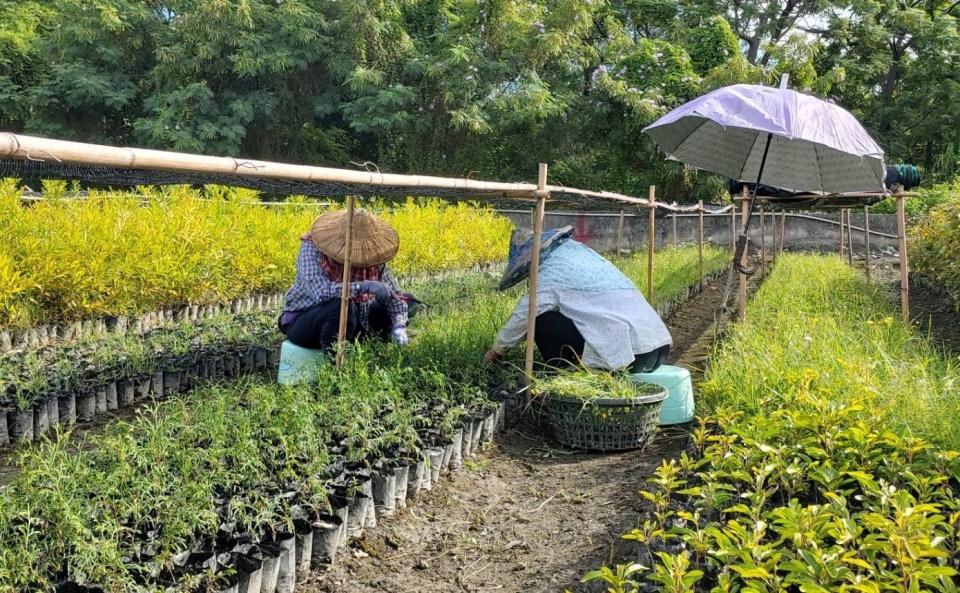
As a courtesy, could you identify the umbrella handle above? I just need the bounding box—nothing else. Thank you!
[733,234,757,276]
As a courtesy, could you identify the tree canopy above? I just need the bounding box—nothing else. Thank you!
[1,0,957,200]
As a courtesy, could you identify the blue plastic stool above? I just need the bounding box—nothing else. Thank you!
[631,364,694,425]
[277,340,327,385]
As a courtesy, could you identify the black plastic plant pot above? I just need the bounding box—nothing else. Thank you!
[33,401,49,437]
[76,393,95,422]
[545,388,667,452]
[407,460,425,501]
[440,441,454,473]
[135,377,150,400]
[58,393,76,426]
[254,347,268,370]
[426,446,445,488]
[346,493,370,540]
[274,532,297,593]
[327,495,350,549]
[310,514,343,567]
[0,411,8,446]
[293,519,313,583]
[460,424,473,459]
[393,464,410,509]
[235,553,264,593]
[118,380,135,407]
[104,381,119,411]
[371,471,397,519]
[94,387,107,414]
[46,396,60,429]
[163,370,181,395]
[12,409,34,442]
[54,581,102,593]
[470,419,483,452]
[449,429,464,471]
[150,371,164,397]
[481,413,496,446]
[257,543,282,593]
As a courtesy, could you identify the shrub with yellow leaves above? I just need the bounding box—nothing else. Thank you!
[0,183,512,328]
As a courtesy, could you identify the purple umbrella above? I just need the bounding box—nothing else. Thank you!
[644,83,885,273]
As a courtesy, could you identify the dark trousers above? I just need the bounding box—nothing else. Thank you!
[281,299,417,350]
[534,310,670,373]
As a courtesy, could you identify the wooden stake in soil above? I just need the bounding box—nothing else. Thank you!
[336,195,357,367]
[839,209,845,259]
[759,207,766,277]
[697,200,704,289]
[897,194,910,322]
[730,205,736,251]
[647,186,656,300]
[616,208,625,258]
[778,212,786,254]
[864,205,871,280]
[846,208,854,266]
[738,192,749,321]
[672,212,678,247]
[524,164,549,385]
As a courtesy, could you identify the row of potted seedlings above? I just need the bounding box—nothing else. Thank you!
[0,292,285,353]
[0,312,283,447]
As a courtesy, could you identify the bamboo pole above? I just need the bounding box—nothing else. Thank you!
[846,208,854,266]
[730,205,736,251]
[864,205,871,280]
[839,209,846,258]
[738,194,749,321]
[778,212,786,255]
[647,186,656,300]
[524,164,549,386]
[672,213,678,247]
[759,207,766,277]
[616,208,625,258]
[697,200,704,289]
[335,195,357,367]
[897,195,909,322]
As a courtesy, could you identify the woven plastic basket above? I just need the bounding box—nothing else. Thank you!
[545,382,667,452]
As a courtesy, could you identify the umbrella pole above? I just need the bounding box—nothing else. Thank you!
[524,164,549,386]
[733,133,772,276]
[336,195,357,368]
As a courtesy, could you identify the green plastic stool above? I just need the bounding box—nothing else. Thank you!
[631,364,694,425]
[277,340,327,385]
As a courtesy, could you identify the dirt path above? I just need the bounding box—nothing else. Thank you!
[306,278,734,593]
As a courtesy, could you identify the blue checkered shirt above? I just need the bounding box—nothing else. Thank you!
[283,240,408,330]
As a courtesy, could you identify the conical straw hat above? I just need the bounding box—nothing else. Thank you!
[310,209,399,266]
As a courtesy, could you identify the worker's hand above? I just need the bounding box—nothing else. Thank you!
[484,348,502,363]
[357,280,393,302]
[391,326,409,346]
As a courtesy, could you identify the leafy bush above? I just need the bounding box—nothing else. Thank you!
[911,187,960,309]
[0,183,511,328]
[582,254,960,592]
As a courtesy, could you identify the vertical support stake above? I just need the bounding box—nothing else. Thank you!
[672,212,678,247]
[335,195,357,367]
[839,209,846,258]
[738,194,749,321]
[778,212,786,254]
[524,164,549,386]
[864,205,871,280]
[647,186,656,300]
[697,200,704,289]
[616,208,625,259]
[759,207,766,277]
[897,194,909,322]
[846,208,854,266]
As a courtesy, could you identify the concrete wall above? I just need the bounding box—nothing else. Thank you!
[498,209,899,254]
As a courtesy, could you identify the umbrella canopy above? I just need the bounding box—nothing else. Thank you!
[643,84,885,194]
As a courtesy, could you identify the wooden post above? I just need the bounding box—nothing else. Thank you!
[672,213,678,247]
[778,213,786,254]
[647,186,656,300]
[738,195,749,321]
[864,205,871,280]
[524,164,549,385]
[771,209,778,263]
[846,208,854,266]
[697,200,704,289]
[759,207,766,277]
[730,204,736,251]
[839,209,845,258]
[616,208,625,258]
[335,195,357,367]
[897,195,909,322]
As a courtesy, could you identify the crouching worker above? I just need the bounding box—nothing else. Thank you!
[279,209,416,350]
[484,226,671,372]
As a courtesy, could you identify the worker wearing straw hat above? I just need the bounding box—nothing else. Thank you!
[484,227,671,372]
[279,209,415,350]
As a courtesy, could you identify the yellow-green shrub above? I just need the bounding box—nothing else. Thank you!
[911,190,960,309]
[0,184,512,328]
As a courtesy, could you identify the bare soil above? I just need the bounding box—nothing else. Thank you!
[306,277,736,593]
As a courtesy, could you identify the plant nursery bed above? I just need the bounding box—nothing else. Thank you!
[304,275,739,593]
